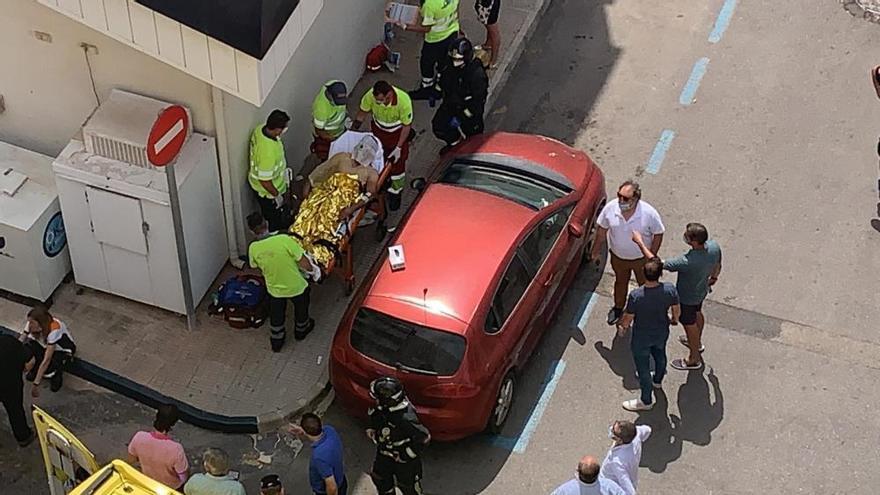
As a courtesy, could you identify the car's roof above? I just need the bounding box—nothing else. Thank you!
[365,183,536,333]
[453,132,592,188]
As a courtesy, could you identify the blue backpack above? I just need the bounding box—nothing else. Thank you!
[212,275,268,328]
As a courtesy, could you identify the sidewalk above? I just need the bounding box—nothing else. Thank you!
[0,0,551,432]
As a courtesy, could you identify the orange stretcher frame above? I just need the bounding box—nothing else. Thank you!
[322,161,393,294]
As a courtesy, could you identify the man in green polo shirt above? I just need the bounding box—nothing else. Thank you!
[396,0,461,100]
[352,80,413,213]
[310,80,349,161]
[249,110,291,232]
[247,212,314,352]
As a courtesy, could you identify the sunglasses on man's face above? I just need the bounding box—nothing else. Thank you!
[617,193,634,202]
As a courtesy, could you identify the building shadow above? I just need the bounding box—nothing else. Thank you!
[672,367,724,447]
[594,333,640,391]
[488,0,620,147]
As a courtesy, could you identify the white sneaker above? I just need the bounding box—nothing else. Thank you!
[622,399,654,412]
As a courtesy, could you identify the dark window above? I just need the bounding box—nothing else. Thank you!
[486,254,532,334]
[439,161,568,210]
[351,308,466,376]
[519,206,575,268]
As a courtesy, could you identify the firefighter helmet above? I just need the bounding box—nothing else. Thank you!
[449,36,475,65]
[369,376,406,408]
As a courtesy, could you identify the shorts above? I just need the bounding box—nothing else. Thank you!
[475,0,501,25]
[680,302,703,326]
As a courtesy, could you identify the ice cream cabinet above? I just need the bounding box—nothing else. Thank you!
[52,90,227,314]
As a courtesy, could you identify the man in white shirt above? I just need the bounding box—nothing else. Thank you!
[589,181,665,326]
[601,420,652,495]
[551,455,625,495]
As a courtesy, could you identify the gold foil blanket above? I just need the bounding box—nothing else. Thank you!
[291,173,361,268]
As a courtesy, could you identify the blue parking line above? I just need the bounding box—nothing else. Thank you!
[708,0,738,43]
[679,57,710,106]
[576,292,599,331]
[646,129,676,174]
[491,360,567,454]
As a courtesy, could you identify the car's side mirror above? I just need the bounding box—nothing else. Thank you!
[567,222,585,238]
[411,178,427,191]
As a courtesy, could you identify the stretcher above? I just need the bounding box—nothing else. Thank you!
[335,161,393,294]
[294,161,392,295]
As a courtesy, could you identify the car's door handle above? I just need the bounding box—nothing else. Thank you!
[543,273,556,287]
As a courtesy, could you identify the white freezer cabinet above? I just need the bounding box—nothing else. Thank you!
[52,135,227,315]
[0,141,71,301]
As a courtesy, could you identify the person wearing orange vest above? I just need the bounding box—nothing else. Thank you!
[20,305,76,397]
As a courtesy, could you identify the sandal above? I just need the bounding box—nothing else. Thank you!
[671,358,703,371]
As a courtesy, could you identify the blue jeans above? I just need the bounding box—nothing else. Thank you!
[631,336,668,405]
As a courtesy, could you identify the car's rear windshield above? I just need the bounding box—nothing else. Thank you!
[350,308,466,376]
[439,161,568,210]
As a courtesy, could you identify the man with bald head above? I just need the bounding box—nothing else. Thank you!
[550,455,625,495]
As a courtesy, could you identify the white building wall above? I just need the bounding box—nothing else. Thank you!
[0,0,215,157]
[221,0,385,252]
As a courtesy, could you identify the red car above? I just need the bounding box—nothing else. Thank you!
[330,132,606,441]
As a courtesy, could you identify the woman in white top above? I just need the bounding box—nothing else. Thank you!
[20,306,76,396]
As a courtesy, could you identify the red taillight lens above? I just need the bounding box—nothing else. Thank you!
[422,383,481,399]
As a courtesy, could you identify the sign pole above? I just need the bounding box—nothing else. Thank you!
[148,104,196,331]
[165,162,196,331]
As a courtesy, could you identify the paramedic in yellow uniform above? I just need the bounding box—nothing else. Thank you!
[352,80,413,213]
[248,212,314,352]
[310,80,349,161]
[396,0,461,100]
[248,110,291,231]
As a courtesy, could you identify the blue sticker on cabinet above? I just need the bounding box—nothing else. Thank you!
[43,212,67,258]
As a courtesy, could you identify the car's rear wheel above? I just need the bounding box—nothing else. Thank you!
[486,372,515,434]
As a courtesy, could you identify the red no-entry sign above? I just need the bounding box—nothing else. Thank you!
[147,105,189,167]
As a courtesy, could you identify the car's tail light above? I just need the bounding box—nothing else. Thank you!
[422,383,481,399]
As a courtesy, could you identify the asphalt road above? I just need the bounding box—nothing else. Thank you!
[3,0,880,494]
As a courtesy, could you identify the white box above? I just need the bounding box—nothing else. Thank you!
[388,244,406,271]
[386,2,419,25]
[0,142,71,301]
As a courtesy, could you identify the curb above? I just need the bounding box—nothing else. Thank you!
[255,369,333,433]
[485,0,554,111]
[0,325,258,434]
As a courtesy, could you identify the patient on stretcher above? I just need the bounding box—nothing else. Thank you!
[291,136,381,271]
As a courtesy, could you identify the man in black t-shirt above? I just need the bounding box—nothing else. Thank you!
[0,334,37,446]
